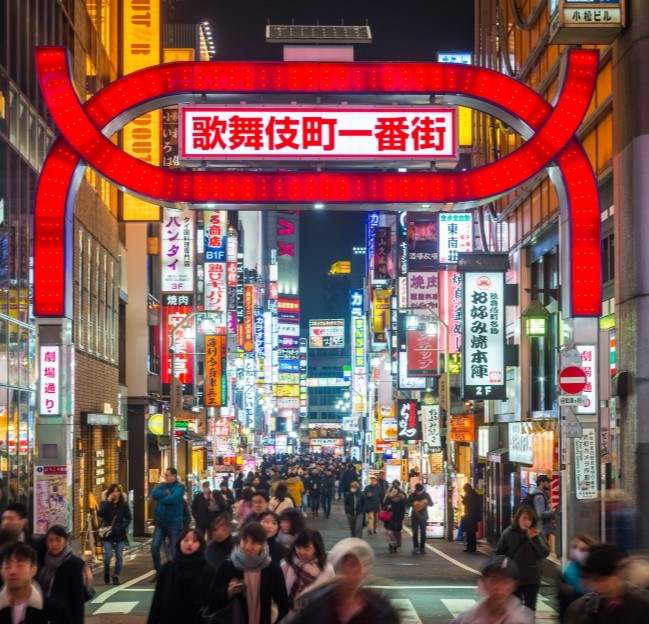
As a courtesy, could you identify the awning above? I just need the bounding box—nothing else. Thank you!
[182,432,209,447]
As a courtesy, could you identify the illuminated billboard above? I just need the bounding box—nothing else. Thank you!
[309,319,345,349]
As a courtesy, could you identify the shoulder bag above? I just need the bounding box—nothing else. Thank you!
[201,597,245,624]
[98,513,116,540]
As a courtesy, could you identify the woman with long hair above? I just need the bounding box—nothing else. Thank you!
[276,508,307,549]
[98,483,132,585]
[209,522,289,624]
[269,483,294,515]
[281,529,334,612]
[496,505,549,611]
[382,484,407,553]
[37,524,86,624]
[148,527,215,624]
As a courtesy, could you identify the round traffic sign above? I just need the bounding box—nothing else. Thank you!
[558,366,587,394]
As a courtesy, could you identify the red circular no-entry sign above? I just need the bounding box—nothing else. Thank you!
[558,366,587,394]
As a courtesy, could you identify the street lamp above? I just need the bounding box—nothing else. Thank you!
[522,298,551,338]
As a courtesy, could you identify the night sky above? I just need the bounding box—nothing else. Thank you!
[172,0,475,322]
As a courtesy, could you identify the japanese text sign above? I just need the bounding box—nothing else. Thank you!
[180,106,457,160]
[574,427,598,499]
[397,399,421,441]
[508,422,534,464]
[309,319,345,349]
[421,404,441,452]
[462,271,506,399]
[203,210,227,261]
[576,344,598,414]
[39,346,61,416]
[438,213,473,264]
[161,207,194,293]
[204,335,226,407]
[449,415,475,442]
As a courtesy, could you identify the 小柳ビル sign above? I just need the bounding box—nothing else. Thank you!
[180,106,458,160]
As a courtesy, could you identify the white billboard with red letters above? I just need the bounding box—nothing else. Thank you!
[179,106,457,160]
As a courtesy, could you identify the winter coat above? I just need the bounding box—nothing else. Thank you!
[269,496,294,515]
[209,559,289,624]
[0,585,70,624]
[98,499,132,543]
[452,594,535,624]
[290,583,399,624]
[495,525,549,586]
[564,584,649,624]
[37,554,85,624]
[461,490,481,533]
[363,483,382,512]
[319,474,336,496]
[205,537,234,572]
[148,555,215,624]
[150,480,185,525]
[382,492,407,532]
[339,468,358,492]
[344,491,366,517]
[286,476,305,507]
[407,491,433,521]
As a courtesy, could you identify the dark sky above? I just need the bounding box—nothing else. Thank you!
[172,0,474,321]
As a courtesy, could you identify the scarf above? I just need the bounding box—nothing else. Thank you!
[171,548,208,584]
[229,544,271,572]
[40,545,72,595]
[288,554,321,600]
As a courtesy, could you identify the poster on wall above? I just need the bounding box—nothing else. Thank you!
[574,428,598,500]
[34,465,70,534]
[424,483,446,538]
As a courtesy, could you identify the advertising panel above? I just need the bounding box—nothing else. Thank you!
[462,271,506,399]
[161,208,195,293]
[439,270,463,354]
[204,335,226,407]
[438,213,473,264]
[576,344,598,415]
[449,415,475,442]
[242,285,254,352]
[421,404,441,452]
[407,214,439,272]
[180,106,457,160]
[34,465,70,533]
[161,305,194,385]
[574,427,598,499]
[203,262,227,325]
[204,210,228,261]
[397,399,421,441]
[309,319,345,349]
[508,422,534,464]
[372,289,391,345]
[373,226,393,282]
[407,271,438,309]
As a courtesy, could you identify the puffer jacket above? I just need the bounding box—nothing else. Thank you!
[495,525,549,586]
[150,480,185,524]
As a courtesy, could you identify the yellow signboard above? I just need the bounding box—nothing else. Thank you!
[121,1,161,221]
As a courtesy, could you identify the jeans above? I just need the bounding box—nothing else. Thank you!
[346,513,364,538]
[320,494,332,518]
[103,540,125,576]
[516,584,540,611]
[309,493,320,514]
[411,515,427,549]
[151,520,182,572]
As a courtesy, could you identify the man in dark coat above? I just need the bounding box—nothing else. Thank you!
[0,542,70,624]
[190,481,213,536]
[461,483,481,552]
[338,463,358,501]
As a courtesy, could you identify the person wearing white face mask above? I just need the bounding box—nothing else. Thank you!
[558,533,598,620]
[344,481,366,538]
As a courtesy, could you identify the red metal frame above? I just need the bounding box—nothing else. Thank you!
[34,47,601,317]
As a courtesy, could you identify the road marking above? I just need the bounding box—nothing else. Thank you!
[91,601,138,615]
[91,570,156,604]
[441,598,477,617]
[391,599,422,624]
[369,585,477,590]
[402,527,482,575]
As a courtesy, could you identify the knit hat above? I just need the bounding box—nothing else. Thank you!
[327,538,374,574]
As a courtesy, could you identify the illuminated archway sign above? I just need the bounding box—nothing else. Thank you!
[34,47,601,318]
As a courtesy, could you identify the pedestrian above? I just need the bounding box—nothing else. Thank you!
[452,555,535,624]
[558,533,598,620]
[376,471,389,502]
[1,503,43,557]
[286,470,306,509]
[281,529,334,613]
[233,470,245,501]
[36,525,85,624]
[219,482,236,509]
[461,483,481,553]
[496,505,549,611]
[382,484,407,553]
[236,486,255,525]
[205,512,234,572]
[564,544,649,623]
[269,483,295,515]
[363,475,382,535]
[407,483,433,555]
[0,542,70,624]
[338,463,358,501]
[344,481,366,538]
[290,538,399,624]
[257,511,289,566]
[307,468,321,518]
[319,467,335,519]
[276,509,307,549]
[208,522,289,624]
[147,528,215,624]
[97,483,132,585]
[531,474,556,538]
[149,467,185,578]
[190,481,215,536]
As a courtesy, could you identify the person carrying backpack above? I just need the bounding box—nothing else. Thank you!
[525,474,556,538]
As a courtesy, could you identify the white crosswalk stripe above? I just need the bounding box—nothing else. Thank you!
[390,599,423,624]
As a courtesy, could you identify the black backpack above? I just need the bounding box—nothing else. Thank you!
[520,490,543,510]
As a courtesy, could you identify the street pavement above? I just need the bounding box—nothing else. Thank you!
[86,498,560,623]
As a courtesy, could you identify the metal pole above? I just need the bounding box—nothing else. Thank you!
[170,349,178,469]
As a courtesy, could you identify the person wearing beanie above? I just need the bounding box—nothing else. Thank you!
[564,544,649,623]
[290,538,399,624]
[452,555,535,624]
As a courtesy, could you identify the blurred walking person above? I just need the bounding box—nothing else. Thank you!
[407,483,432,555]
[461,484,481,553]
[363,475,382,535]
[382,484,406,553]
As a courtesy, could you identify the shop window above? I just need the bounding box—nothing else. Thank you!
[602,234,615,284]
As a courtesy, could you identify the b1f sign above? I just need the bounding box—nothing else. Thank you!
[180,106,458,160]
[462,272,506,399]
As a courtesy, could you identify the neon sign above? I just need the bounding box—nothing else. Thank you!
[34,48,601,318]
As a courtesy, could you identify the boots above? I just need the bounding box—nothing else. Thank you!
[112,576,120,586]
[104,570,110,584]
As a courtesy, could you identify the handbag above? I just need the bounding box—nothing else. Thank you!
[98,514,116,540]
[379,509,393,522]
[201,597,245,624]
